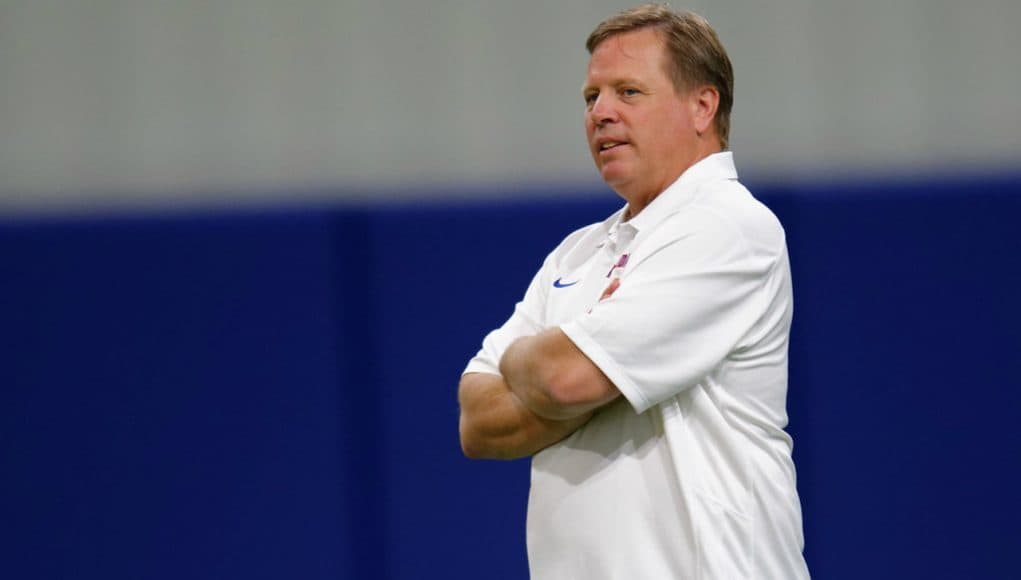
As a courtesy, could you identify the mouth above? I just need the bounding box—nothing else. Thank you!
[597,140,628,154]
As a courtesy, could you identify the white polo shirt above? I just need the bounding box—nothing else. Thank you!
[465,153,809,579]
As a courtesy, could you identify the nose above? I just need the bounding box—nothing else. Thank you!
[589,94,619,127]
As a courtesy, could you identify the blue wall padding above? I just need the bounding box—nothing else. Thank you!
[1,213,353,578]
[1,180,1019,579]
[777,179,1021,579]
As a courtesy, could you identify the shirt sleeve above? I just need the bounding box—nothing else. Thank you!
[463,253,552,376]
[559,211,782,414]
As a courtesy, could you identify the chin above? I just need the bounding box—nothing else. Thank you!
[600,167,631,190]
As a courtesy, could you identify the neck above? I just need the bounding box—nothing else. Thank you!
[622,145,721,219]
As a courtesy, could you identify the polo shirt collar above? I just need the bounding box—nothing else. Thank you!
[623,151,738,234]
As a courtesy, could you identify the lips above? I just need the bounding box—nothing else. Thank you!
[595,138,629,154]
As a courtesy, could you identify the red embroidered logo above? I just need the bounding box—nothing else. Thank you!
[605,253,629,278]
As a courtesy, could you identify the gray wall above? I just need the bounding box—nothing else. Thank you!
[2,0,1019,212]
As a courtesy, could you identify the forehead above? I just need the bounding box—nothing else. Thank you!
[585,28,668,83]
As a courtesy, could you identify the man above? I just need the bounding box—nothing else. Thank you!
[458,4,809,579]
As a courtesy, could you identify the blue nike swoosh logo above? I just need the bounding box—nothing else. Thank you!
[553,278,579,288]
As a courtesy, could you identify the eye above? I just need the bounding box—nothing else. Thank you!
[621,87,640,97]
[584,92,598,109]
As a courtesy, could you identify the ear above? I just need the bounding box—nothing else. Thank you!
[691,85,720,137]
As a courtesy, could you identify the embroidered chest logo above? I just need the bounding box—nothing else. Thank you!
[606,253,630,278]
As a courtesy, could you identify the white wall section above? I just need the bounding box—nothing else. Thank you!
[1,0,1019,211]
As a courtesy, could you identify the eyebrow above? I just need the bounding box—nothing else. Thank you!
[581,78,647,95]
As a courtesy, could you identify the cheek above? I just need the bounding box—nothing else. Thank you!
[583,122,599,160]
[650,112,690,152]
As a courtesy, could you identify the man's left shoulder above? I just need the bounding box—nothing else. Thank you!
[644,181,787,262]
[696,179,786,242]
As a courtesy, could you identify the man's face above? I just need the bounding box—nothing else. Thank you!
[583,28,699,204]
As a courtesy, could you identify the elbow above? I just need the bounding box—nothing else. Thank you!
[461,437,499,460]
[460,434,512,461]
[458,415,498,460]
[458,415,525,461]
[460,439,482,460]
[459,422,486,460]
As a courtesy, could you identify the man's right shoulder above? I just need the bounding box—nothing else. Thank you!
[543,219,609,267]
[559,220,604,249]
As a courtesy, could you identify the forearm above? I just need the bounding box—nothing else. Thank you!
[500,329,620,420]
[458,372,590,460]
[499,333,572,420]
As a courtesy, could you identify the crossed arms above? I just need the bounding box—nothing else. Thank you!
[458,327,621,460]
